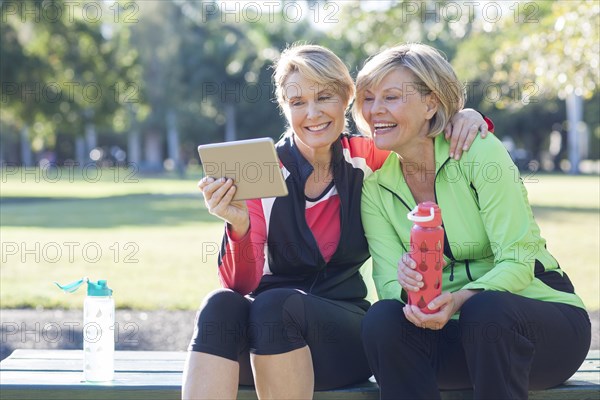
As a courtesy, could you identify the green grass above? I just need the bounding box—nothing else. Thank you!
[1,168,222,310]
[522,175,599,310]
[1,169,598,310]
[0,166,199,199]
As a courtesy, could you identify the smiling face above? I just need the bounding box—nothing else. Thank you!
[361,68,437,153]
[283,71,347,155]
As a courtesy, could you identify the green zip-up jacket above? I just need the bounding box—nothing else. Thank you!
[361,133,585,312]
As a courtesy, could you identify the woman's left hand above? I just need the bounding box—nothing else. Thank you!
[403,290,479,330]
[403,292,457,330]
[445,108,489,160]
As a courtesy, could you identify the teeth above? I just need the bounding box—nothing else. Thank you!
[374,123,397,128]
[307,123,329,131]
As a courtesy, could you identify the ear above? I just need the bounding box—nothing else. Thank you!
[424,93,438,120]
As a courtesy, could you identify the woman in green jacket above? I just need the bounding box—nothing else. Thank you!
[356,43,591,400]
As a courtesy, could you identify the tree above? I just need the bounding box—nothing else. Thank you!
[485,1,599,173]
[322,1,479,68]
[127,1,184,170]
[175,0,325,146]
[1,0,141,164]
[128,1,322,172]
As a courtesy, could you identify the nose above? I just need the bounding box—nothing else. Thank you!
[363,97,384,124]
[371,97,385,115]
[307,101,322,119]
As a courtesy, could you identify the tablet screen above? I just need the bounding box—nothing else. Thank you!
[197,138,288,201]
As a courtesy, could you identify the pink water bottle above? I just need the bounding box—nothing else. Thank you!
[407,202,444,314]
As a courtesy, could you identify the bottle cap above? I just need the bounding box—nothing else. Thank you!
[55,278,113,297]
[87,280,113,296]
[407,201,442,227]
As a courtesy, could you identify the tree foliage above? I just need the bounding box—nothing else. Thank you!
[492,1,599,101]
[452,0,600,163]
[2,0,598,167]
[1,0,140,151]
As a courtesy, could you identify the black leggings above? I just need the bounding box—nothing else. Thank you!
[188,288,372,390]
[361,291,591,400]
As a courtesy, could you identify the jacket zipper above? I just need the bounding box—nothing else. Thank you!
[434,157,474,282]
[379,157,476,283]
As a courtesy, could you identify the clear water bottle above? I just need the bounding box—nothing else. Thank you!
[55,278,115,382]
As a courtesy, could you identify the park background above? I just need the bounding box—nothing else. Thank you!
[1,0,599,357]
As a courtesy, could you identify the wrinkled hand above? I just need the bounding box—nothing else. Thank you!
[398,254,446,292]
[444,108,489,160]
[198,177,249,235]
[403,292,457,330]
[403,290,479,330]
[397,253,423,292]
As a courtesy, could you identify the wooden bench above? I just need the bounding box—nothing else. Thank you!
[0,349,598,399]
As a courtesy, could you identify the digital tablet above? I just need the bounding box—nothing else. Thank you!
[197,138,288,201]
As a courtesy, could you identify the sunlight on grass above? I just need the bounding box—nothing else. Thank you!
[0,167,201,198]
[521,174,599,309]
[523,174,599,210]
[530,209,599,310]
[0,226,224,310]
[1,170,598,310]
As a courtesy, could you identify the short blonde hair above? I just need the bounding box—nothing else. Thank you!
[273,44,355,112]
[352,43,465,137]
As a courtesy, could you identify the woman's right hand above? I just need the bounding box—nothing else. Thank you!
[198,177,249,236]
[397,253,424,292]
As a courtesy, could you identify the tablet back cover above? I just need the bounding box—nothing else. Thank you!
[198,138,288,200]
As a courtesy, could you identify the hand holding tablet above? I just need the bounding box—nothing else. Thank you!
[197,138,288,201]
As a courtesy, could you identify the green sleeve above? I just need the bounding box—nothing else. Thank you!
[461,135,536,293]
[361,180,405,301]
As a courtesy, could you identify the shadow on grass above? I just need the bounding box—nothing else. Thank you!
[0,193,219,229]
[1,195,597,229]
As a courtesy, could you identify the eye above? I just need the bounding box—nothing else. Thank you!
[290,100,304,107]
[385,95,398,101]
[363,97,374,103]
[318,94,332,102]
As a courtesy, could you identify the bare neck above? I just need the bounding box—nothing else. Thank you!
[396,138,437,204]
[294,137,333,172]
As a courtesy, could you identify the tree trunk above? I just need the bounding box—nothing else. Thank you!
[166,110,181,170]
[143,130,163,171]
[128,129,141,166]
[566,93,584,174]
[224,103,237,142]
[167,110,184,176]
[85,121,97,159]
[20,125,33,167]
[75,137,86,167]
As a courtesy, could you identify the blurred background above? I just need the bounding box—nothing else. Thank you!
[1,0,598,354]
[2,0,599,172]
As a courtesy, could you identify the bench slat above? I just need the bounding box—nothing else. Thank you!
[4,349,186,361]
[0,370,185,385]
[0,358,185,372]
[7,350,596,374]
[1,350,598,400]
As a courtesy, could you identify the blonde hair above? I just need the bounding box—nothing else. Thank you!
[352,43,465,137]
[273,43,355,116]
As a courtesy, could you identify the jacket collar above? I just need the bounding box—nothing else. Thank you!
[277,133,344,184]
[376,134,451,203]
